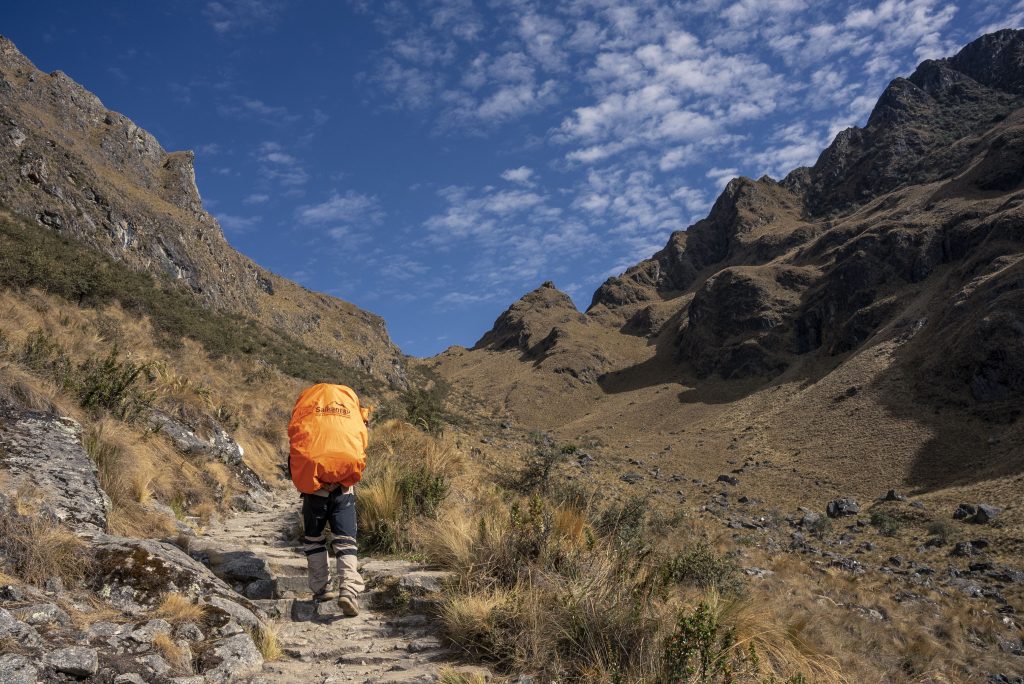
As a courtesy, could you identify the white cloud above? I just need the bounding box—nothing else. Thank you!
[243,193,269,205]
[256,142,307,187]
[501,166,535,184]
[299,191,383,227]
[707,167,739,189]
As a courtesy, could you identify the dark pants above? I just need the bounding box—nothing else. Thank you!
[300,488,363,595]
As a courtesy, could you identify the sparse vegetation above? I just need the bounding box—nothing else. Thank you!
[0,488,93,587]
[870,511,900,537]
[0,213,381,393]
[153,592,208,626]
[251,622,283,662]
[153,632,192,673]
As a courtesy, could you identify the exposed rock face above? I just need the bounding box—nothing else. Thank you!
[0,36,406,387]
[0,402,109,532]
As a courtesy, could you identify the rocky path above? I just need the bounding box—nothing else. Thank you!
[191,494,491,684]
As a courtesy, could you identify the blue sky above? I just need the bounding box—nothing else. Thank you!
[3,1,1022,356]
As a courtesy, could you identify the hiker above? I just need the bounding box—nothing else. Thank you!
[288,383,372,616]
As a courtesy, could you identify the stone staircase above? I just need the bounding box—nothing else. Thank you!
[189,494,493,684]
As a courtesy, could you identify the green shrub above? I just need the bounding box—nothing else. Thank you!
[661,601,759,684]
[926,520,953,544]
[401,386,448,434]
[513,443,567,494]
[870,511,900,537]
[595,497,649,549]
[77,347,154,420]
[660,541,742,595]
[19,330,74,389]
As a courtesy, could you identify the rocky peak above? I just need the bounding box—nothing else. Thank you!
[946,28,1024,94]
[473,281,585,354]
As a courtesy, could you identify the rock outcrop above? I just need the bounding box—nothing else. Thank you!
[0,402,109,532]
[0,36,406,387]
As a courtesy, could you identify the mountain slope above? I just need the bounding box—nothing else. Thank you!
[431,29,1024,502]
[0,36,405,387]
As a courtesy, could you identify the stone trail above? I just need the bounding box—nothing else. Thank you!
[192,493,491,684]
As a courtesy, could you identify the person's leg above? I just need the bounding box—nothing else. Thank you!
[327,487,365,610]
[300,493,335,599]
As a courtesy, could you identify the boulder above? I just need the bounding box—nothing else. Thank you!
[200,633,264,683]
[46,647,99,677]
[826,499,860,518]
[147,410,243,465]
[717,474,739,486]
[87,533,264,630]
[973,504,1000,524]
[0,404,109,532]
[0,607,41,648]
[953,503,977,520]
[0,654,37,684]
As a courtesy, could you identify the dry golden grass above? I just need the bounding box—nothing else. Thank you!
[153,632,192,673]
[0,487,92,587]
[251,622,283,662]
[153,593,207,626]
[436,667,488,684]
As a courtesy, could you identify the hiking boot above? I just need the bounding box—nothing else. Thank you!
[337,592,359,616]
[313,588,338,602]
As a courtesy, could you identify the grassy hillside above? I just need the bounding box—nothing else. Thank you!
[0,209,383,396]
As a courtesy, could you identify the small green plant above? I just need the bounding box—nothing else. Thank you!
[595,497,648,549]
[396,466,449,518]
[870,511,900,537]
[660,541,742,594]
[661,601,758,683]
[808,515,831,539]
[400,385,448,434]
[926,520,953,544]
[77,347,154,421]
[514,443,567,493]
[19,330,74,389]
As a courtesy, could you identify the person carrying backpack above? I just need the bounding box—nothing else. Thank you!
[288,383,372,616]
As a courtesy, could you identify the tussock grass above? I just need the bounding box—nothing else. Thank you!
[153,593,207,626]
[0,487,93,587]
[251,622,283,661]
[436,668,488,684]
[358,419,464,553]
[153,632,192,673]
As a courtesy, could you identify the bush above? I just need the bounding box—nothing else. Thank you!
[595,496,649,549]
[870,511,900,537]
[401,385,449,434]
[358,420,462,554]
[513,443,568,494]
[77,347,154,420]
[660,541,742,595]
[662,601,758,684]
[926,520,953,545]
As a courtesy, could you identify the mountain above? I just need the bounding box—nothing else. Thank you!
[0,36,406,388]
[432,29,1024,499]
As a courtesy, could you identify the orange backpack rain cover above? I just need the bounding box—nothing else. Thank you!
[288,384,368,494]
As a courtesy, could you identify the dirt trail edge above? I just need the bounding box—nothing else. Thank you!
[191,493,494,684]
